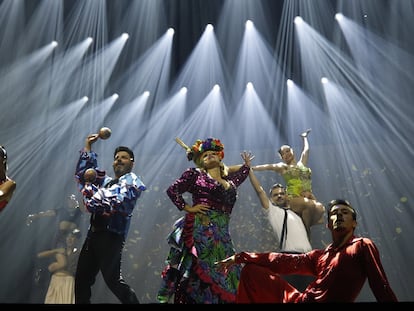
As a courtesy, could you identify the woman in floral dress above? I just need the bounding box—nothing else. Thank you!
[157,137,253,304]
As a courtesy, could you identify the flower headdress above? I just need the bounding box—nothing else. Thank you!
[175,137,224,167]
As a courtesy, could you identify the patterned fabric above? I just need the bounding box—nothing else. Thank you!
[158,164,250,304]
[74,150,146,239]
[187,137,224,167]
[282,163,312,197]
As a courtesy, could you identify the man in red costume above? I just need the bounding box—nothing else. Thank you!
[216,199,397,303]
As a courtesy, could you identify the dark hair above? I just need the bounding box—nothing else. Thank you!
[327,199,356,220]
[278,145,291,156]
[114,146,134,162]
[269,183,285,196]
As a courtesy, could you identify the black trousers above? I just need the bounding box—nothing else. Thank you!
[75,230,139,304]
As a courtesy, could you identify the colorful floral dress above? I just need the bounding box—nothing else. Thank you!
[157,164,250,304]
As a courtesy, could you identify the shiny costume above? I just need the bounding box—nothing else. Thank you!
[282,163,312,197]
[74,150,146,304]
[75,150,146,239]
[157,164,250,304]
[235,236,398,303]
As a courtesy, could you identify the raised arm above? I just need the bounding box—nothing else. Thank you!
[84,133,100,152]
[227,164,242,174]
[299,129,311,166]
[249,168,269,210]
[26,209,57,226]
[253,162,285,174]
[227,151,254,174]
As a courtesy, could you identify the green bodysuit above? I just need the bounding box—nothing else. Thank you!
[282,163,312,197]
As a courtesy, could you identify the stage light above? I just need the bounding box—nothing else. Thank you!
[245,20,254,30]
[167,28,174,36]
[205,24,214,32]
[335,13,344,21]
[294,16,303,25]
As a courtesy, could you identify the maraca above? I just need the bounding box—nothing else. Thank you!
[84,168,97,182]
[99,127,112,140]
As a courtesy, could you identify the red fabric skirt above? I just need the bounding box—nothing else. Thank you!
[236,263,302,303]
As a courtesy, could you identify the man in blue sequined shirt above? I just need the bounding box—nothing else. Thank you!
[74,132,146,304]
